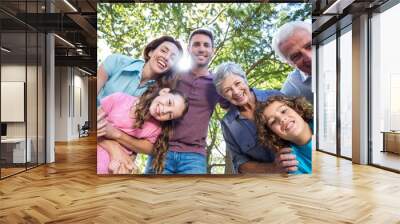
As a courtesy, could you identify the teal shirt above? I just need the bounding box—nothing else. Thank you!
[290,139,312,174]
[97,54,155,106]
[290,122,313,174]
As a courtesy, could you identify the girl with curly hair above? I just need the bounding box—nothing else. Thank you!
[97,85,189,174]
[255,95,313,174]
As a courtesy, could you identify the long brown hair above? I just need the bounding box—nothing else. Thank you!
[133,85,189,173]
[254,95,313,152]
[143,36,183,89]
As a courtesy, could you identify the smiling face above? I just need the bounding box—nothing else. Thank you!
[188,34,214,68]
[149,88,186,121]
[148,41,180,75]
[279,29,312,75]
[262,101,307,142]
[219,74,251,106]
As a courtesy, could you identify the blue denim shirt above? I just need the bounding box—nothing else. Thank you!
[97,54,155,106]
[280,69,313,104]
[220,88,283,173]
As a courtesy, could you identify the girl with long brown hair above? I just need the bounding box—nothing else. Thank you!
[97,36,184,163]
[97,85,189,174]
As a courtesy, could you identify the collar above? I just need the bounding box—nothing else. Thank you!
[299,70,311,82]
[121,59,145,72]
[178,70,213,81]
[190,70,213,80]
[123,60,155,86]
[225,88,259,123]
[141,79,155,86]
[225,88,283,123]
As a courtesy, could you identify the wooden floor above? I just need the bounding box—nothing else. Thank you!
[0,136,400,223]
[372,150,400,171]
[1,163,44,178]
[1,167,26,177]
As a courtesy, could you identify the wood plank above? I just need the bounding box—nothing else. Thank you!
[0,135,399,223]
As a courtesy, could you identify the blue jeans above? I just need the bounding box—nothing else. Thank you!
[145,150,207,174]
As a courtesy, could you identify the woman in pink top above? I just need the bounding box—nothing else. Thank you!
[97,86,189,174]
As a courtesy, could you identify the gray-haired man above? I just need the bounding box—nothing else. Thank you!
[272,21,313,104]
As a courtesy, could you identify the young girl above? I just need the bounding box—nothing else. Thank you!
[254,95,313,174]
[97,85,189,174]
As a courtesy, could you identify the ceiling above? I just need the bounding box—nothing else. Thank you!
[312,0,390,44]
[0,0,97,74]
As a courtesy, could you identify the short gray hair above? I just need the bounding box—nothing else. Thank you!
[213,62,247,94]
[272,21,311,63]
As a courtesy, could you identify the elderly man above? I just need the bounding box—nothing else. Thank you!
[214,62,299,174]
[272,21,313,104]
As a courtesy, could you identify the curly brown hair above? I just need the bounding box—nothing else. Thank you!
[254,95,313,152]
[133,85,189,173]
[143,36,183,89]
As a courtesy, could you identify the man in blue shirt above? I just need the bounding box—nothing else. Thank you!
[272,21,313,104]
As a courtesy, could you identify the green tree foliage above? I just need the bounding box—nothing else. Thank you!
[98,3,310,174]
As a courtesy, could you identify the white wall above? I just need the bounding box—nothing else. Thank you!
[55,66,68,141]
[73,72,89,137]
[1,63,46,164]
[0,65,39,137]
[1,65,26,139]
[54,67,89,141]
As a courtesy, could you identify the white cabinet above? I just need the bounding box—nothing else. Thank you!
[1,138,31,163]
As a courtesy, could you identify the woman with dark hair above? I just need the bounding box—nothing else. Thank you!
[254,95,313,174]
[97,36,183,173]
[97,35,183,105]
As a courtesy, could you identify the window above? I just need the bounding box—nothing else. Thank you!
[370,3,400,171]
[339,28,352,158]
[317,36,337,154]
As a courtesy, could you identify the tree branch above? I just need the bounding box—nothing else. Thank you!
[209,19,231,67]
[209,4,264,67]
[206,8,226,26]
[245,53,273,75]
[214,144,225,158]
